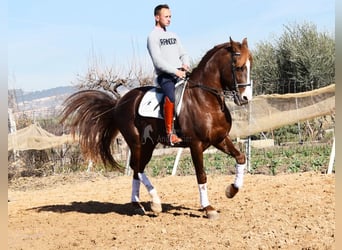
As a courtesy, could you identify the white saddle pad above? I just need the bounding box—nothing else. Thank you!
[138,88,164,119]
[138,80,187,119]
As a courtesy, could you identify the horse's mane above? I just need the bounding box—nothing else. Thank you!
[195,42,230,70]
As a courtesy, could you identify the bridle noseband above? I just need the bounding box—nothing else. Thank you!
[230,51,251,106]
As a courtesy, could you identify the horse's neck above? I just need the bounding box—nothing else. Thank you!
[189,70,223,93]
[185,79,222,109]
[193,62,222,83]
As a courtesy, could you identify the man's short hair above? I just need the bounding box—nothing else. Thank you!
[154,4,169,16]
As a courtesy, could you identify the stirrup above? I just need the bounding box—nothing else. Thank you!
[168,133,182,146]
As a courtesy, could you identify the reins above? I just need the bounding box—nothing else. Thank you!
[186,79,248,109]
[186,78,238,111]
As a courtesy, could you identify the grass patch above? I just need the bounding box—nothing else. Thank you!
[144,142,333,177]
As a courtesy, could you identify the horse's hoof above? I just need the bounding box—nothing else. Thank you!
[203,205,219,220]
[225,184,239,198]
[132,202,146,215]
[151,202,162,214]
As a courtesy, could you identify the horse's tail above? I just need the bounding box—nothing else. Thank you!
[60,90,123,172]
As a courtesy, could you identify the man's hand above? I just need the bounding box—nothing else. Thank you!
[175,65,190,79]
[175,69,186,79]
[182,64,190,72]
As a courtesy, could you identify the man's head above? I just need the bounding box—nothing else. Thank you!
[154,4,171,29]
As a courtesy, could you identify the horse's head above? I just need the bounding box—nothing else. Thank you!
[225,37,253,105]
[189,37,253,106]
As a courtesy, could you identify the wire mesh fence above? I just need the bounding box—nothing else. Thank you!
[8,82,335,180]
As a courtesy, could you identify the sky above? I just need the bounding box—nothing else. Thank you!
[8,0,335,92]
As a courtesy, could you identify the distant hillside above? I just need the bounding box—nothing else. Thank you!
[11,86,78,103]
[8,86,79,118]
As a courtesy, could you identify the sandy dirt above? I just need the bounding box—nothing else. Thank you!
[8,171,335,249]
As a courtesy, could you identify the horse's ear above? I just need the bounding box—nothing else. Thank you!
[229,36,233,44]
[242,38,248,48]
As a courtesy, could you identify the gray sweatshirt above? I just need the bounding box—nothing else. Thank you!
[147,27,190,76]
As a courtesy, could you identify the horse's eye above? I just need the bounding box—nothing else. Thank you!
[236,65,246,71]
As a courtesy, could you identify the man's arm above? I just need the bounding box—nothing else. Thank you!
[177,35,190,70]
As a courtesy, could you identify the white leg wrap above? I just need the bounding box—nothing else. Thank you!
[149,188,161,204]
[138,173,161,203]
[234,163,246,189]
[198,183,210,208]
[138,172,154,192]
[131,178,140,202]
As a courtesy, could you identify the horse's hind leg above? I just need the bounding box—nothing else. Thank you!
[130,143,162,214]
[214,136,246,198]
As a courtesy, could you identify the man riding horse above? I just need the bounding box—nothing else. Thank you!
[147,4,190,146]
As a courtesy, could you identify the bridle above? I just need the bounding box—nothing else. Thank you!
[230,51,252,106]
[187,49,252,108]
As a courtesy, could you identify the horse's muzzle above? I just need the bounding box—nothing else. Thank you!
[233,94,249,106]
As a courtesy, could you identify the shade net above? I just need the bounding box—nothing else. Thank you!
[8,84,335,151]
[227,84,335,139]
[8,123,76,151]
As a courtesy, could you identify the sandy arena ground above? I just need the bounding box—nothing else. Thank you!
[8,171,335,249]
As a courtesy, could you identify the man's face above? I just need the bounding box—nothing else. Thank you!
[156,8,171,28]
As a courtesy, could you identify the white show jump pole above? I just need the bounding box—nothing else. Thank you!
[327,136,335,174]
[246,80,253,172]
[172,148,183,176]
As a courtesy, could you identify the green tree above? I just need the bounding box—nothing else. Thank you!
[252,22,335,94]
[251,41,279,94]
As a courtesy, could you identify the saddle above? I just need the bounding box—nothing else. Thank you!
[138,80,187,119]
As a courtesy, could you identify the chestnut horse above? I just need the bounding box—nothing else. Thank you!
[60,37,253,219]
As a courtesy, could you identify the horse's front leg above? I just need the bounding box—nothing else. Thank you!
[214,136,246,198]
[190,144,219,219]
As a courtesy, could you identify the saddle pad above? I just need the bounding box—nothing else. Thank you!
[138,80,186,119]
[138,88,164,119]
